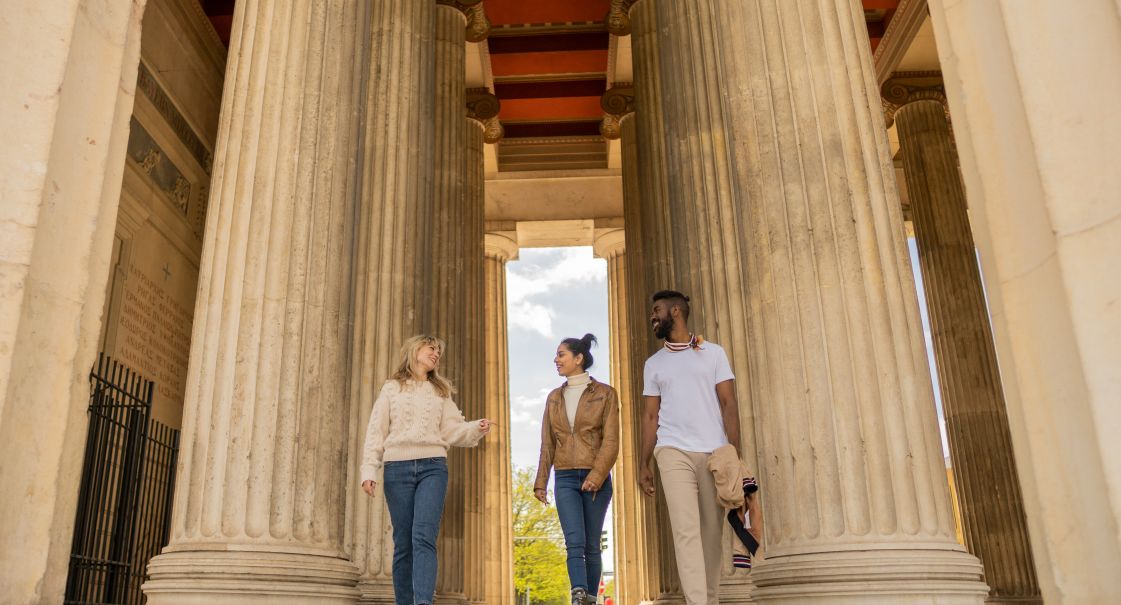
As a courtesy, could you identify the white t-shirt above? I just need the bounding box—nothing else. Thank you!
[643,341,734,453]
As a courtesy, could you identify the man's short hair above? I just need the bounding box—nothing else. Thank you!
[651,289,691,320]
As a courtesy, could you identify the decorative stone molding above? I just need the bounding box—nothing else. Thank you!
[483,117,504,144]
[600,84,635,140]
[600,113,623,140]
[466,88,500,121]
[593,228,626,259]
[466,89,503,143]
[881,72,947,127]
[484,232,519,262]
[873,0,929,84]
[601,83,636,116]
[498,135,604,146]
[137,61,213,173]
[465,3,491,42]
[607,0,633,36]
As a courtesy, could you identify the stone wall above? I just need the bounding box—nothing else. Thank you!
[97,0,225,428]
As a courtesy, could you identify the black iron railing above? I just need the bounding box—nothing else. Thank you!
[64,355,179,605]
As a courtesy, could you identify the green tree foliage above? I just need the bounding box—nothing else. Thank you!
[602,577,615,601]
[513,466,569,605]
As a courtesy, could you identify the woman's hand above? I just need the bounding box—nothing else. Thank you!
[533,488,549,505]
[362,480,376,497]
[581,479,599,492]
[478,419,494,435]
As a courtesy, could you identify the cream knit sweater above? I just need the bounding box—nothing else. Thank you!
[360,379,484,483]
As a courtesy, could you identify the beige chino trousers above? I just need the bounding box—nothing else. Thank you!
[655,446,724,605]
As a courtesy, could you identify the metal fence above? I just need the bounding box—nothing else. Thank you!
[64,355,180,605]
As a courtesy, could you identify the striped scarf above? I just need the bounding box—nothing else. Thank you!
[663,334,701,352]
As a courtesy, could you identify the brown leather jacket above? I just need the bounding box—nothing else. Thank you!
[534,377,620,491]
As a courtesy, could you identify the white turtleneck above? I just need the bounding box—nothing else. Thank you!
[564,372,591,430]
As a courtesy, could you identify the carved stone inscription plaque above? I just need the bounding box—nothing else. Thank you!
[116,263,193,410]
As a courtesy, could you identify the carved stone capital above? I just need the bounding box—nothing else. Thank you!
[465,89,503,143]
[483,117,505,144]
[607,0,633,36]
[466,89,501,121]
[465,3,491,42]
[600,84,635,140]
[601,84,636,116]
[881,72,948,127]
[600,114,623,140]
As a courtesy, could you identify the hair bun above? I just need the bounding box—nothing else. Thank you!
[581,333,598,347]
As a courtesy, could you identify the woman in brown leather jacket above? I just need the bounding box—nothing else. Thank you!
[534,333,620,605]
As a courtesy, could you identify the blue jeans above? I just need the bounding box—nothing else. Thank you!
[554,469,612,593]
[383,457,449,605]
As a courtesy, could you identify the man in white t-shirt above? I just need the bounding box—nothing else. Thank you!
[638,290,741,605]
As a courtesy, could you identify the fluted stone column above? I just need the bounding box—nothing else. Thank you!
[0,2,149,602]
[484,233,518,605]
[929,3,1121,602]
[643,2,762,601]
[884,77,1041,605]
[593,229,649,605]
[352,1,436,602]
[612,112,660,605]
[462,115,485,605]
[425,4,470,602]
[142,2,373,603]
[701,1,988,602]
[626,5,682,603]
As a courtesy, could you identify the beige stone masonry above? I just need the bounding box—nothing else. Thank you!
[0,1,149,602]
[461,96,489,605]
[928,1,1121,602]
[626,4,681,600]
[350,1,436,602]
[709,1,987,602]
[483,232,518,605]
[428,5,470,602]
[616,113,664,605]
[141,1,370,603]
[887,77,1041,604]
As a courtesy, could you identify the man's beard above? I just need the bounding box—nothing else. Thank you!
[653,318,673,340]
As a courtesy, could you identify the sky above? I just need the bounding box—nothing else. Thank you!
[501,241,950,577]
[503,246,616,572]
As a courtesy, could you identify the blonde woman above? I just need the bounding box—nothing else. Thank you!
[361,335,493,605]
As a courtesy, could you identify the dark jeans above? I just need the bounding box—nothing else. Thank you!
[383,457,449,605]
[554,469,613,593]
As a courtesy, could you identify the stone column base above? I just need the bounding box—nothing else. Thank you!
[750,547,988,605]
[721,575,754,604]
[143,550,360,605]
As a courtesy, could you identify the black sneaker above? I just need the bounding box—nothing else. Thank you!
[571,587,589,605]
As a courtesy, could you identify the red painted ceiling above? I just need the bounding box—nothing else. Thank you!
[197,0,901,140]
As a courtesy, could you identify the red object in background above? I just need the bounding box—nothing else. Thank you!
[604,598,613,605]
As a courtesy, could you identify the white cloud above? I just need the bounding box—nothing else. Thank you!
[508,300,555,337]
[506,247,606,338]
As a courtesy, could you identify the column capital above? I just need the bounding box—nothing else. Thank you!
[484,233,519,262]
[593,228,626,260]
[466,89,504,143]
[465,3,491,42]
[881,72,948,126]
[437,0,489,41]
[600,84,635,140]
[607,0,635,36]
